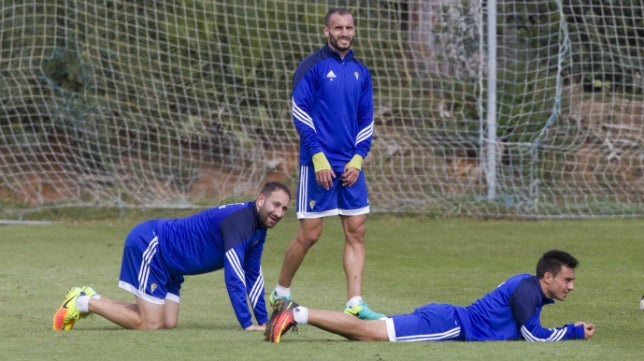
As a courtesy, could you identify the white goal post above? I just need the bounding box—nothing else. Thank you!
[1,0,642,219]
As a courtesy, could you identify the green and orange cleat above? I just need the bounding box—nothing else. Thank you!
[52,287,83,331]
[52,286,97,330]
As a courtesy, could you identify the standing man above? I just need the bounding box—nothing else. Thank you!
[266,250,596,343]
[52,181,291,331]
[270,8,382,320]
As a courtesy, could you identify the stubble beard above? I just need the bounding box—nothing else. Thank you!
[329,34,353,53]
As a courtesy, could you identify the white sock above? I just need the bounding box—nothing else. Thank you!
[346,296,363,309]
[274,285,291,298]
[76,294,100,313]
[76,295,90,313]
[293,306,308,324]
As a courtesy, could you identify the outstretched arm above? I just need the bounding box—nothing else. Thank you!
[521,314,589,341]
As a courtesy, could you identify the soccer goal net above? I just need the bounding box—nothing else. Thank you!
[1,0,642,218]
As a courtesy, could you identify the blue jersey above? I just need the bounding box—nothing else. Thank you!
[155,202,268,329]
[455,274,586,341]
[292,44,374,171]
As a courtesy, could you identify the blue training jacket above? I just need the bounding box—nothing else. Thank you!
[455,274,586,341]
[155,202,268,329]
[292,44,374,171]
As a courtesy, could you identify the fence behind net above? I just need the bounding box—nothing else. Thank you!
[0,1,642,218]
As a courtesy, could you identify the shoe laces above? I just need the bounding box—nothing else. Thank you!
[284,323,298,336]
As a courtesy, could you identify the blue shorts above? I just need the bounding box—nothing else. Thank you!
[386,303,464,342]
[118,220,183,304]
[295,164,370,219]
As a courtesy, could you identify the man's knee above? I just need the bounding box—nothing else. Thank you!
[164,320,178,329]
[297,220,324,246]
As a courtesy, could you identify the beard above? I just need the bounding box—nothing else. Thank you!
[328,33,353,53]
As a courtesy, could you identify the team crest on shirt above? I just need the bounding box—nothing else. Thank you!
[326,70,337,82]
[354,72,359,80]
[309,200,316,210]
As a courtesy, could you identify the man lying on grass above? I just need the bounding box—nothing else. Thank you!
[266,250,595,343]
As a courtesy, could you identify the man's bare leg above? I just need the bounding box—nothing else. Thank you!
[341,214,366,300]
[277,218,323,288]
[306,308,388,341]
[88,295,173,330]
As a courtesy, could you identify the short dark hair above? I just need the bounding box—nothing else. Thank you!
[260,181,291,200]
[536,250,578,278]
[325,8,353,27]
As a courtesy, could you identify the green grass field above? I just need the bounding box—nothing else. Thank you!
[1,214,643,360]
